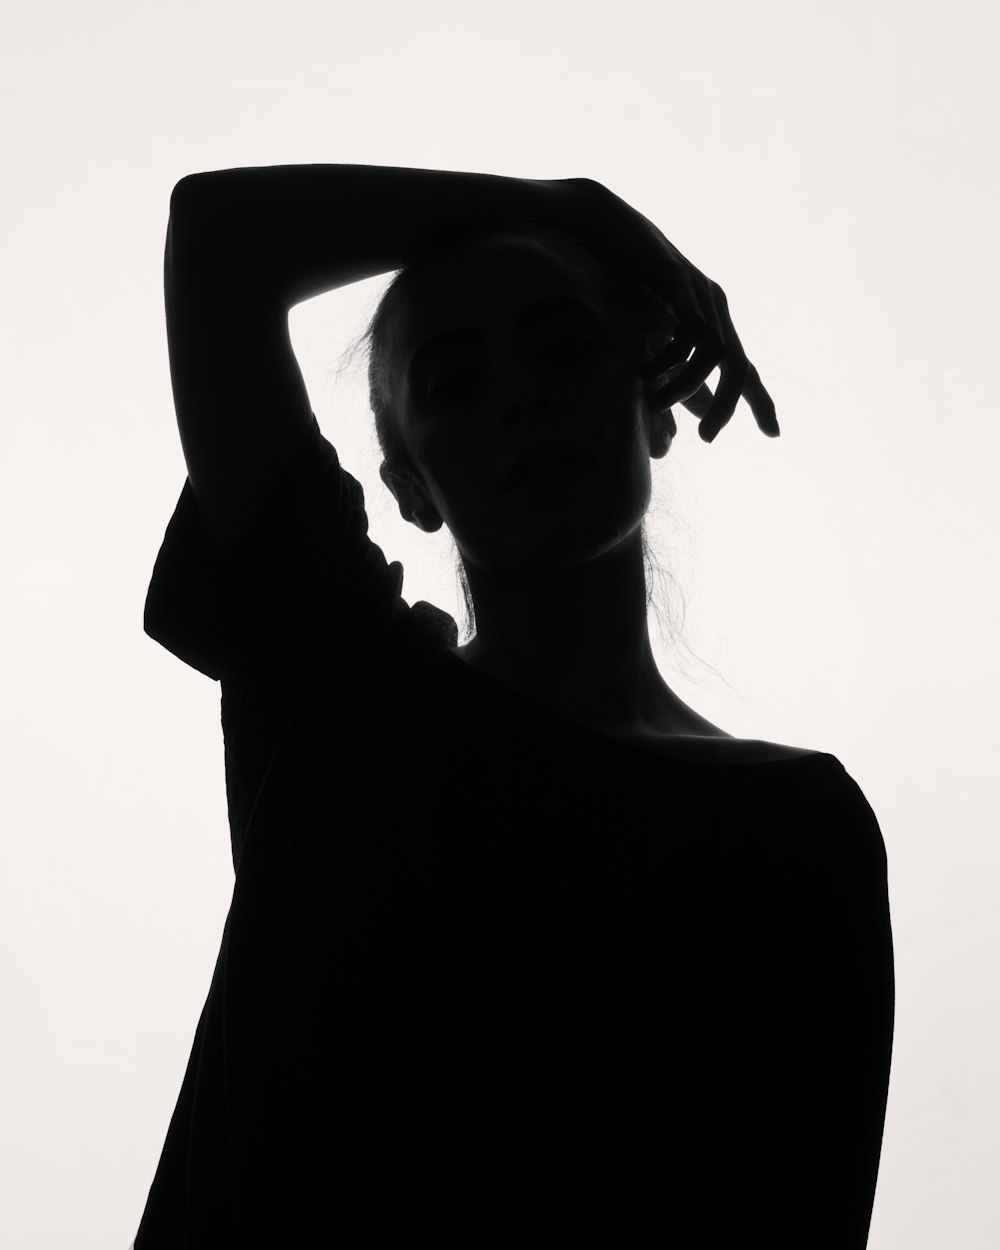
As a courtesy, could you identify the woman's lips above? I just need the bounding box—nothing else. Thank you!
[503,446,594,494]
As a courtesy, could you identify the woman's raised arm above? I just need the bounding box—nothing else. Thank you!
[168,163,567,309]
[164,165,562,559]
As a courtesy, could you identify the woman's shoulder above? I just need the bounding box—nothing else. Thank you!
[623,730,824,766]
[618,703,825,766]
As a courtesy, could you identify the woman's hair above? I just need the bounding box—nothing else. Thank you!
[335,219,687,651]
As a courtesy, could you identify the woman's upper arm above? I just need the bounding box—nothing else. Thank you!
[163,196,316,562]
[773,774,896,1246]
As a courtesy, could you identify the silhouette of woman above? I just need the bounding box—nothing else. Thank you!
[132,166,894,1248]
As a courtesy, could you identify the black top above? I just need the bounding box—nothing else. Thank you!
[133,414,894,1249]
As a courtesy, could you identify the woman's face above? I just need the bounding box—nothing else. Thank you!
[384,233,666,581]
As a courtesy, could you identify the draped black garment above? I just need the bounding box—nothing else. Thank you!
[133,414,894,1249]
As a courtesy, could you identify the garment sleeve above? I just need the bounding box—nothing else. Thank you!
[744,761,896,1249]
[142,413,457,681]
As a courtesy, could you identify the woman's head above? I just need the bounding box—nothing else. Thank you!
[357,222,678,635]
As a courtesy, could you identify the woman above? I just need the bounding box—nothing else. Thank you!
[133,166,894,1248]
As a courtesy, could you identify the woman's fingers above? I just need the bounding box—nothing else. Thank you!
[744,363,781,437]
[656,358,777,442]
[679,382,715,420]
[648,278,781,443]
[556,180,779,442]
[698,353,748,443]
[701,285,781,441]
[695,282,747,443]
[643,265,723,410]
[648,336,724,411]
[646,268,707,368]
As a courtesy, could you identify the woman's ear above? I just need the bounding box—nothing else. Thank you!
[411,506,444,534]
[379,462,444,532]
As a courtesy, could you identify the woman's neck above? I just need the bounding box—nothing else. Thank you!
[454,531,728,739]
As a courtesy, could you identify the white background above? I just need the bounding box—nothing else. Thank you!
[2,2,998,1246]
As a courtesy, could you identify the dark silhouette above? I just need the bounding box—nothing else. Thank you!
[133,166,894,1248]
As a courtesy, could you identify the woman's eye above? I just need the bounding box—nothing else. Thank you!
[426,374,478,403]
[544,334,593,359]
[424,337,593,402]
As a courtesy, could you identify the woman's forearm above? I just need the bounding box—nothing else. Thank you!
[169,163,569,308]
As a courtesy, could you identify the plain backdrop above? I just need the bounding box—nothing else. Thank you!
[1,1,998,1246]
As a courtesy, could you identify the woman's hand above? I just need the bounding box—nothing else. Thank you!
[553,178,780,444]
